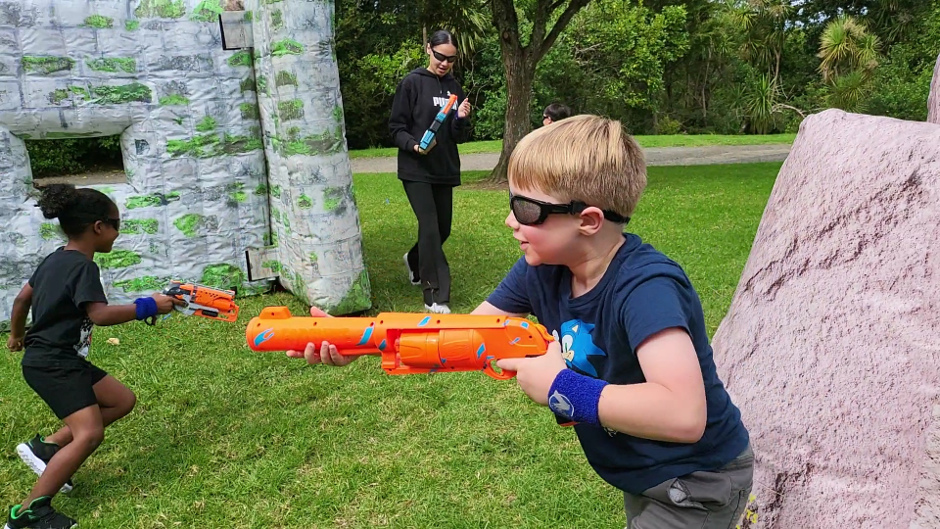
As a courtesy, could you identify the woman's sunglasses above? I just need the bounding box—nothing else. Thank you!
[431,49,458,64]
[510,194,629,226]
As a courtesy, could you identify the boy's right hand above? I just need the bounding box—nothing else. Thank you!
[285,306,358,367]
[152,293,185,314]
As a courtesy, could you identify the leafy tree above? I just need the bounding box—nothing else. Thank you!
[796,0,930,45]
[740,73,781,133]
[817,15,879,82]
[486,0,594,183]
[340,42,427,148]
[461,32,510,140]
[648,0,745,132]
[535,1,690,133]
[729,0,793,83]
[417,0,489,58]
[865,1,940,120]
[722,0,803,133]
[817,15,880,111]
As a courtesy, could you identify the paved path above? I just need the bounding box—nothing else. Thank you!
[350,143,791,173]
[36,144,792,185]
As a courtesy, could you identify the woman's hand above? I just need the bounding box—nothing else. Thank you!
[457,98,471,119]
[285,306,359,367]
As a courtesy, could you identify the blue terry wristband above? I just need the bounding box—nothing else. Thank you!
[547,369,608,426]
[134,297,158,321]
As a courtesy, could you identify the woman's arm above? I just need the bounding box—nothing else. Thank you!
[389,78,419,152]
[451,86,472,144]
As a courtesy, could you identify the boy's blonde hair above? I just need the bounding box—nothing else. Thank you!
[508,114,646,219]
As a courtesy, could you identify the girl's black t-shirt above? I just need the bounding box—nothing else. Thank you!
[22,248,108,367]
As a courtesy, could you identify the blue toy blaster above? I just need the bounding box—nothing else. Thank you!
[418,94,458,152]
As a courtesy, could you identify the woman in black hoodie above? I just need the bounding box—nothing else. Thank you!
[389,29,471,314]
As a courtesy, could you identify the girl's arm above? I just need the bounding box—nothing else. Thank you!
[85,294,181,326]
[8,283,33,350]
[85,302,137,326]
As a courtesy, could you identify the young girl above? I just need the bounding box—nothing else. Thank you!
[389,29,472,314]
[5,184,180,529]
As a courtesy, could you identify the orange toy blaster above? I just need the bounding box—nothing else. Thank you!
[246,307,552,380]
[153,280,239,323]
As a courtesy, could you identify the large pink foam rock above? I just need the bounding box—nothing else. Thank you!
[712,109,940,529]
[930,53,940,124]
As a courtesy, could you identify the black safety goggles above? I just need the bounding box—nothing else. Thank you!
[510,194,629,226]
[431,49,458,64]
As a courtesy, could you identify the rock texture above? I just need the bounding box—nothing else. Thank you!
[930,52,940,124]
[711,109,940,529]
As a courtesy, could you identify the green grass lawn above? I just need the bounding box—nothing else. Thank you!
[0,162,780,528]
[348,134,796,159]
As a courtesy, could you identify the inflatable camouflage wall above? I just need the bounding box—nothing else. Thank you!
[0,0,371,330]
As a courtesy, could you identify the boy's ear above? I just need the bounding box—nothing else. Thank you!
[92,220,104,235]
[578,207,605,235]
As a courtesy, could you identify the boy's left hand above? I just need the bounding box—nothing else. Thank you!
[496,341,566,405]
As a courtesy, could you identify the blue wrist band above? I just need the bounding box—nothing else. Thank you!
[547,369,608,427]
[134,297,158,321]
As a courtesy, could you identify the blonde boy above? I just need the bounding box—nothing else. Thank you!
[289,115,753,528]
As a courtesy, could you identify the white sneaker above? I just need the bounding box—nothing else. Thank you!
[403,252,420,285]
[425,303,451,314]
[16,437,73,493]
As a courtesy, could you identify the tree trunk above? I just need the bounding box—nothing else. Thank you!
[489,50,534,184]
[485,0,591,184]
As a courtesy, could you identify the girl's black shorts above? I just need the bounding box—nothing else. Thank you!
[22,360,109,420]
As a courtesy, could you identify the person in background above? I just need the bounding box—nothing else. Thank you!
[542,102,571,126]
[389,29,472,314]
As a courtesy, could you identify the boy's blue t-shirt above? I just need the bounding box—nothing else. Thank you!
[486,233,749,494]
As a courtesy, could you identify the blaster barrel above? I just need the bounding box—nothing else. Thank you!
[246,307,552,379]
[436,94,458,121]
[247,306,389,354]
[419,94,458,151]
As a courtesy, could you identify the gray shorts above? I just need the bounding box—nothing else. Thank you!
[624,445,754,529]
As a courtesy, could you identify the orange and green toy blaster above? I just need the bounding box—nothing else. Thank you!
[246,307,552,380]
[160,281,239,322]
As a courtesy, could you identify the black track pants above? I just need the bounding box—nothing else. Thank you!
[402,180,453,305]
